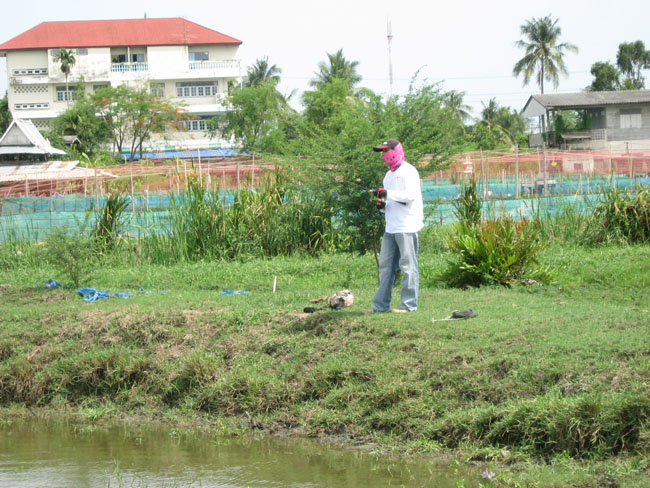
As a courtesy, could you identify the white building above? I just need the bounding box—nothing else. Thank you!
[0,17,242,153]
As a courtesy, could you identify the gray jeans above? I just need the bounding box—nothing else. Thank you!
[372,232,419,312]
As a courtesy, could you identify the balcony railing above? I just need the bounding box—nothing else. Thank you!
[189,60,240,71]
[111,63,149,73]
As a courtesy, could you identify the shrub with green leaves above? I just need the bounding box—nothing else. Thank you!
[588,186,650,244]
[44,226,96,288]
[443,217,553,287]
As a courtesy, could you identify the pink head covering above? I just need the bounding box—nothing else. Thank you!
[382,142,405,171]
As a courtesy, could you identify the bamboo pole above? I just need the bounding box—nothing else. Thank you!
[479,148,485,196]
[515,143,520,199]
[578,174,582,195]
[627,142,633,178]
[130,165,135,203]
[543,144,548,196]
[252,154,255,188]
[94,168,100,209]
[485,151,490,195]
[198,148,203,187]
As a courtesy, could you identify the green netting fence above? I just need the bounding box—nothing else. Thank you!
[1,175,647,243]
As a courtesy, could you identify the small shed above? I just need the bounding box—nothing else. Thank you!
[0,119,115,196]
[0,118,66,161]
[521,90,650,150]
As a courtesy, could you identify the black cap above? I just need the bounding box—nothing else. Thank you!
[373,138,400,152]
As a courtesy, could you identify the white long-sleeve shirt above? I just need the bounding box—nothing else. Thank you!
[382,161,424,233]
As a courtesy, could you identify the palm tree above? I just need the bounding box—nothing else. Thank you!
[481,98,499,123]
[513,15,578,95]
[513,15,577,135]
[444,90,473,123]
[53,48,76,106]
[310,49,362,87]
[245,56,282,87]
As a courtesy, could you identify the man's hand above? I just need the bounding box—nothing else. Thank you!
[371,187,387,199]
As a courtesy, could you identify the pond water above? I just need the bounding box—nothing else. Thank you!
[0,418,479,487]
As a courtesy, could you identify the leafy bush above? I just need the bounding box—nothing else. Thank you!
[588,186,650,244]
[44,226,96,288]
[443,217,553,287]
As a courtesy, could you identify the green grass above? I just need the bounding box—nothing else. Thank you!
[1,239,649,487]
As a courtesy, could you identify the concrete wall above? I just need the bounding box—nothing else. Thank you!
[188,44,239,61]
[147,45,189,75]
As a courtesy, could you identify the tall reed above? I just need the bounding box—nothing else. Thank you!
[140,178,336,263]
[93,193,131,254]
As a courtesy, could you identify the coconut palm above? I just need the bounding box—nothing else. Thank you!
[53,48,76,106]
[310,49,362,88]
[444,90,473,123]
[513,15,578,94]
[246,56,282,87]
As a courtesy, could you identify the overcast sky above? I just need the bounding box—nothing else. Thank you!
[1,0,649,119]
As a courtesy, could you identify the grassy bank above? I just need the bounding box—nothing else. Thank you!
[1,241,649,487]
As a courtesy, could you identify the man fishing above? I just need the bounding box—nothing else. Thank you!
[369,139,424,313]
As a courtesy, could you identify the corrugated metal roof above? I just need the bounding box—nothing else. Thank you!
[0,119,66,156]
[0,161,116,182]
[523,90,650,112]
[0,18,242,52]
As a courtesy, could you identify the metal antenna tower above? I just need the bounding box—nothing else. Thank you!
[387,19,394,96]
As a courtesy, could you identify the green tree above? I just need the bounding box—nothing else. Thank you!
[616,41,650,89]
[0,91,11,135]
[294,80,465,253]
[53,48,77,106]
[245,56,282,87]
[91,85,186,160]
[513,15,578,94]
[302,77,354,130]
[468,99,528,150]
[222,82,284,154]
[587,61,621,92]
[310,49,362,88]
[49,87,112,155]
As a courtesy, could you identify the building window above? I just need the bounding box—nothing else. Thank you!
[132,53,145,63]
[56,85,78,102]
[14,103,50,110]
[93,84,109,93]
[77,48,88,55]
[150,83,165,98]
[12,68,48,76]
[112,54,127,63]
[189,51,209,61]
[620,109,642,129]
[176,81,217,97]
[182,119,208,131]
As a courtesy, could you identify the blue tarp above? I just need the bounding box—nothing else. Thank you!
[121,148,237,160]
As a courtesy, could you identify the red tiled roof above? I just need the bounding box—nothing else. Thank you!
[0,18,242,52]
